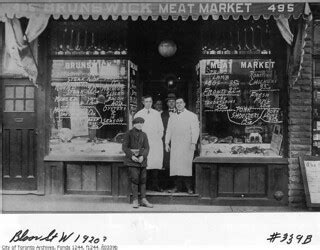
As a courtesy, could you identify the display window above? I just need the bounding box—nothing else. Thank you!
[198,58,284,157]
[49,58,138,156]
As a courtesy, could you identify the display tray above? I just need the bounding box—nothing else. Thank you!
[44,154,125,162]
[49,137,125,157]
[194,156,288,164]
[201,143,280,157]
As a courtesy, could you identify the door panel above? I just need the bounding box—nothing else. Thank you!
[2,79,37,190]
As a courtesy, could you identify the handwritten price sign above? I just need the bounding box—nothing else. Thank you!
[201,59,282,125]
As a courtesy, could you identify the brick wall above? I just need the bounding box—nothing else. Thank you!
[0,22,4,75]
[288,22,313,208]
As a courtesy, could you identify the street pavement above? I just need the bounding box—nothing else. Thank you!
[1,194,309,213]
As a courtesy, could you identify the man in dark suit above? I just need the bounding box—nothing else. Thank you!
[160,93,177,190]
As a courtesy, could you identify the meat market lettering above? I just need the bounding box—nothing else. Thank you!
[159,3,251,14]
[198,3,252,14]
[241,61,275,69]
[159,3,195,14]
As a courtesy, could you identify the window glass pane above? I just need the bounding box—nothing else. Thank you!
[5,87,14,98]
[16,87,24,98]
[49,59,129,156]
[25,100,34,111]
[26,87,34,98]
[5,100,14,111]
[15,100,24,111]
[199,59,283,157]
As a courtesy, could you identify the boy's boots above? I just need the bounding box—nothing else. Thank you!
[141,198,153,208]
[132,199,139,208]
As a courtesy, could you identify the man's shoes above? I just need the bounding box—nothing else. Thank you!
[132,199,139,208]
[150,186,163,192]
[167,187,178,193]
[140,198,153,208]
[187,189,194,195]
[154,187,164,192]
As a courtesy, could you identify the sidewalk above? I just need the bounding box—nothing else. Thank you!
[1,194,308,213]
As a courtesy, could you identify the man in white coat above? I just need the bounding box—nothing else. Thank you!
[134,95,164,191]
[165,97,199,194]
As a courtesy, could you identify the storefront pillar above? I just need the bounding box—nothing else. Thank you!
[288,21,313,208]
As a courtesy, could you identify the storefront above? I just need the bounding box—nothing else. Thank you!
[0,1,314,207]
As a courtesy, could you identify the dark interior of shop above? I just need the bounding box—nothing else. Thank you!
[128,18,202,106]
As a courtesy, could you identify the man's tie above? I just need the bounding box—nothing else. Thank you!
[169,109,175,113]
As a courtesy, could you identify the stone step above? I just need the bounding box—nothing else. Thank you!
[129,191,202,205]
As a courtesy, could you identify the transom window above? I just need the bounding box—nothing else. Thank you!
[4,85,35,112]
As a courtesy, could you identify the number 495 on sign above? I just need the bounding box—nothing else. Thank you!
[268,4,294,12]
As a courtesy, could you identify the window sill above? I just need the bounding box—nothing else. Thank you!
[193,156,288,164]
[44,154,125,162]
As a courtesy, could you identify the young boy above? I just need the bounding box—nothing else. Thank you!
[122,117,154,209]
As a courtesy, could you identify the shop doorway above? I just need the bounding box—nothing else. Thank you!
[2,79,38,190]
[128,19,202,192]
[128,18,201,111]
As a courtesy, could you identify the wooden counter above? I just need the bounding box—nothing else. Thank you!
[44,154,129,202]
[194,156,288,206]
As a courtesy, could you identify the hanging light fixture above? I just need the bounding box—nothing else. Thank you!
[158,40,177,57]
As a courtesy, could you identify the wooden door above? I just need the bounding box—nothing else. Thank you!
[2,79,37,190]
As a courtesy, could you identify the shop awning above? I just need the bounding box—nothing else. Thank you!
[0,0,311,21]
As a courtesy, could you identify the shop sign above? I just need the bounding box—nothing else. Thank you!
[0,2,306,19]
[299,156,320,208]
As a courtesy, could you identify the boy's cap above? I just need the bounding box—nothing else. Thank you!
[133,117,145,124]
